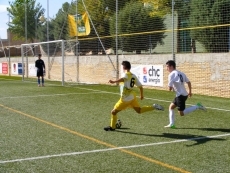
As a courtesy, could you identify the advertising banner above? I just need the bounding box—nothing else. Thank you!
[121,64,164,87]
[29,64,37,76]
[11,63,18,75]
[2,63,8,74]
[18,63,23,75]
[11,63,23,75]
[140,65,163,86]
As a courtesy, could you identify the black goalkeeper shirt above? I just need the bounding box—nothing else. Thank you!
[35,59,45,70]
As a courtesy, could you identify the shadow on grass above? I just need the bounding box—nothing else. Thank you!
[115,130,226,146]
[176,127,230,133]
[118,127,130,130]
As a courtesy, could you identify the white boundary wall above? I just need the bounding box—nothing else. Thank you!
[0,53,230,98]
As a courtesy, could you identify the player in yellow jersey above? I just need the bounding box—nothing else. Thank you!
[104,61,164,131]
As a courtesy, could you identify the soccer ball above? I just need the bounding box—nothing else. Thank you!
[116,119,122,129]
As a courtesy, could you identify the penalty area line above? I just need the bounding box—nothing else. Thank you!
[0,133,229,164]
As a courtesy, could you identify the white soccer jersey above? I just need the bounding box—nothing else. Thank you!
[120,72,142,101]
[168,70,189,97]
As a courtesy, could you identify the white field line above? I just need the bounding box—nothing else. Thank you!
[0,79,20,81]
[143,97,230,112]
[0,133,229,164]
[1,80,230,112]
[73,86,230,112]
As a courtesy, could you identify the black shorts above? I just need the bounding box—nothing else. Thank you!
[172,95,188,111]
[37,68,44,77]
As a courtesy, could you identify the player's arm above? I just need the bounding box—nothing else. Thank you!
[138,86,144,100]
[184,74,192,97]
[168,83,174,91]
[168,74,174,91]
[168,86,174,91]
[135,76,144,100]
[43,62,46,70]
[186,81,192,97]
[109,78,124,84]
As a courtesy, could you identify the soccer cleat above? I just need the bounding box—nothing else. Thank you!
[164,124,176,129]
[42,84,45,87]
[38,84,41,87]
[104,126,115,131]
[197,102,207,111]
[153,104,164,111]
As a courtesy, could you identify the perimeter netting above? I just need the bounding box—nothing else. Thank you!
[17,0,230,97]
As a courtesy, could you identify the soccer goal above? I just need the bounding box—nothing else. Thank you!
[21,40,65,85]
[21,39,117,86]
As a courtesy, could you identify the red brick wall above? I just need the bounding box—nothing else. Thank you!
[0,30,33,57]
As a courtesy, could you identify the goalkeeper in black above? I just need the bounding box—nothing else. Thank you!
[35,54,46,87]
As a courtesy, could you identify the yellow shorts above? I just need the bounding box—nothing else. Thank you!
[114,97,140,111]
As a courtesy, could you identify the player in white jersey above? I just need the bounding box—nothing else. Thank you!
[165,60,207,128]
[104,61,164,131]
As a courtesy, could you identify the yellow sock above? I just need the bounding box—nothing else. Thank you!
[140,106,154,114]
[110,114,117,129]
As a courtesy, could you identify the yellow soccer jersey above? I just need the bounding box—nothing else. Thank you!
[120,72,142,101]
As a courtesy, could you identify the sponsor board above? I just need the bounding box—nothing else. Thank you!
[29,64,37,76]
[121,64,163,87]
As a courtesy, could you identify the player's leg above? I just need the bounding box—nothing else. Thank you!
[164,97,178,128]
[132,98,142,113]
[110,109,121,129]
[133,106,154,113]
[104,98,128,131]
[133,105,164,113]
[183,104,207,114]
[196,103,207,111]
[183,96,206,114]
[153,104,164,111]
[132,97,164,114]
[41,76,44,86]
[37,76,41,87]
[37,69,42,87]
[177,95,188,116]
[104,109,121,131]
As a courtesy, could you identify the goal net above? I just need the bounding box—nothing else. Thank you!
[21,39,117,86]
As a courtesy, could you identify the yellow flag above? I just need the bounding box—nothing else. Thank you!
[68,12,91,37]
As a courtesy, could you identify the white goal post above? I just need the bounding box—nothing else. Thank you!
[21,40,65,86]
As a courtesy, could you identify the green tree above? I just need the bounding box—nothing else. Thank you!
[140,0,171,17]
[139,0,190,17]
[110,1,165,54]
[36,2,72,55]
[175,0,191,19]
[189,0,230,52]
[175,0,192,53]
[104,0,134,13]
[52,3,70,41]
[7,0,45,43]
[35,20,56,55]
[14,0,32,5]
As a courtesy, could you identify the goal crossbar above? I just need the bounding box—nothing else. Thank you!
[21,40,63,47]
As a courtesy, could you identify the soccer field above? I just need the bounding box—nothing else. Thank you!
[0,76,229,173]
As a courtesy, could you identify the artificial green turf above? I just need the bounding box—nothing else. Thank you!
[0,76,229,173]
